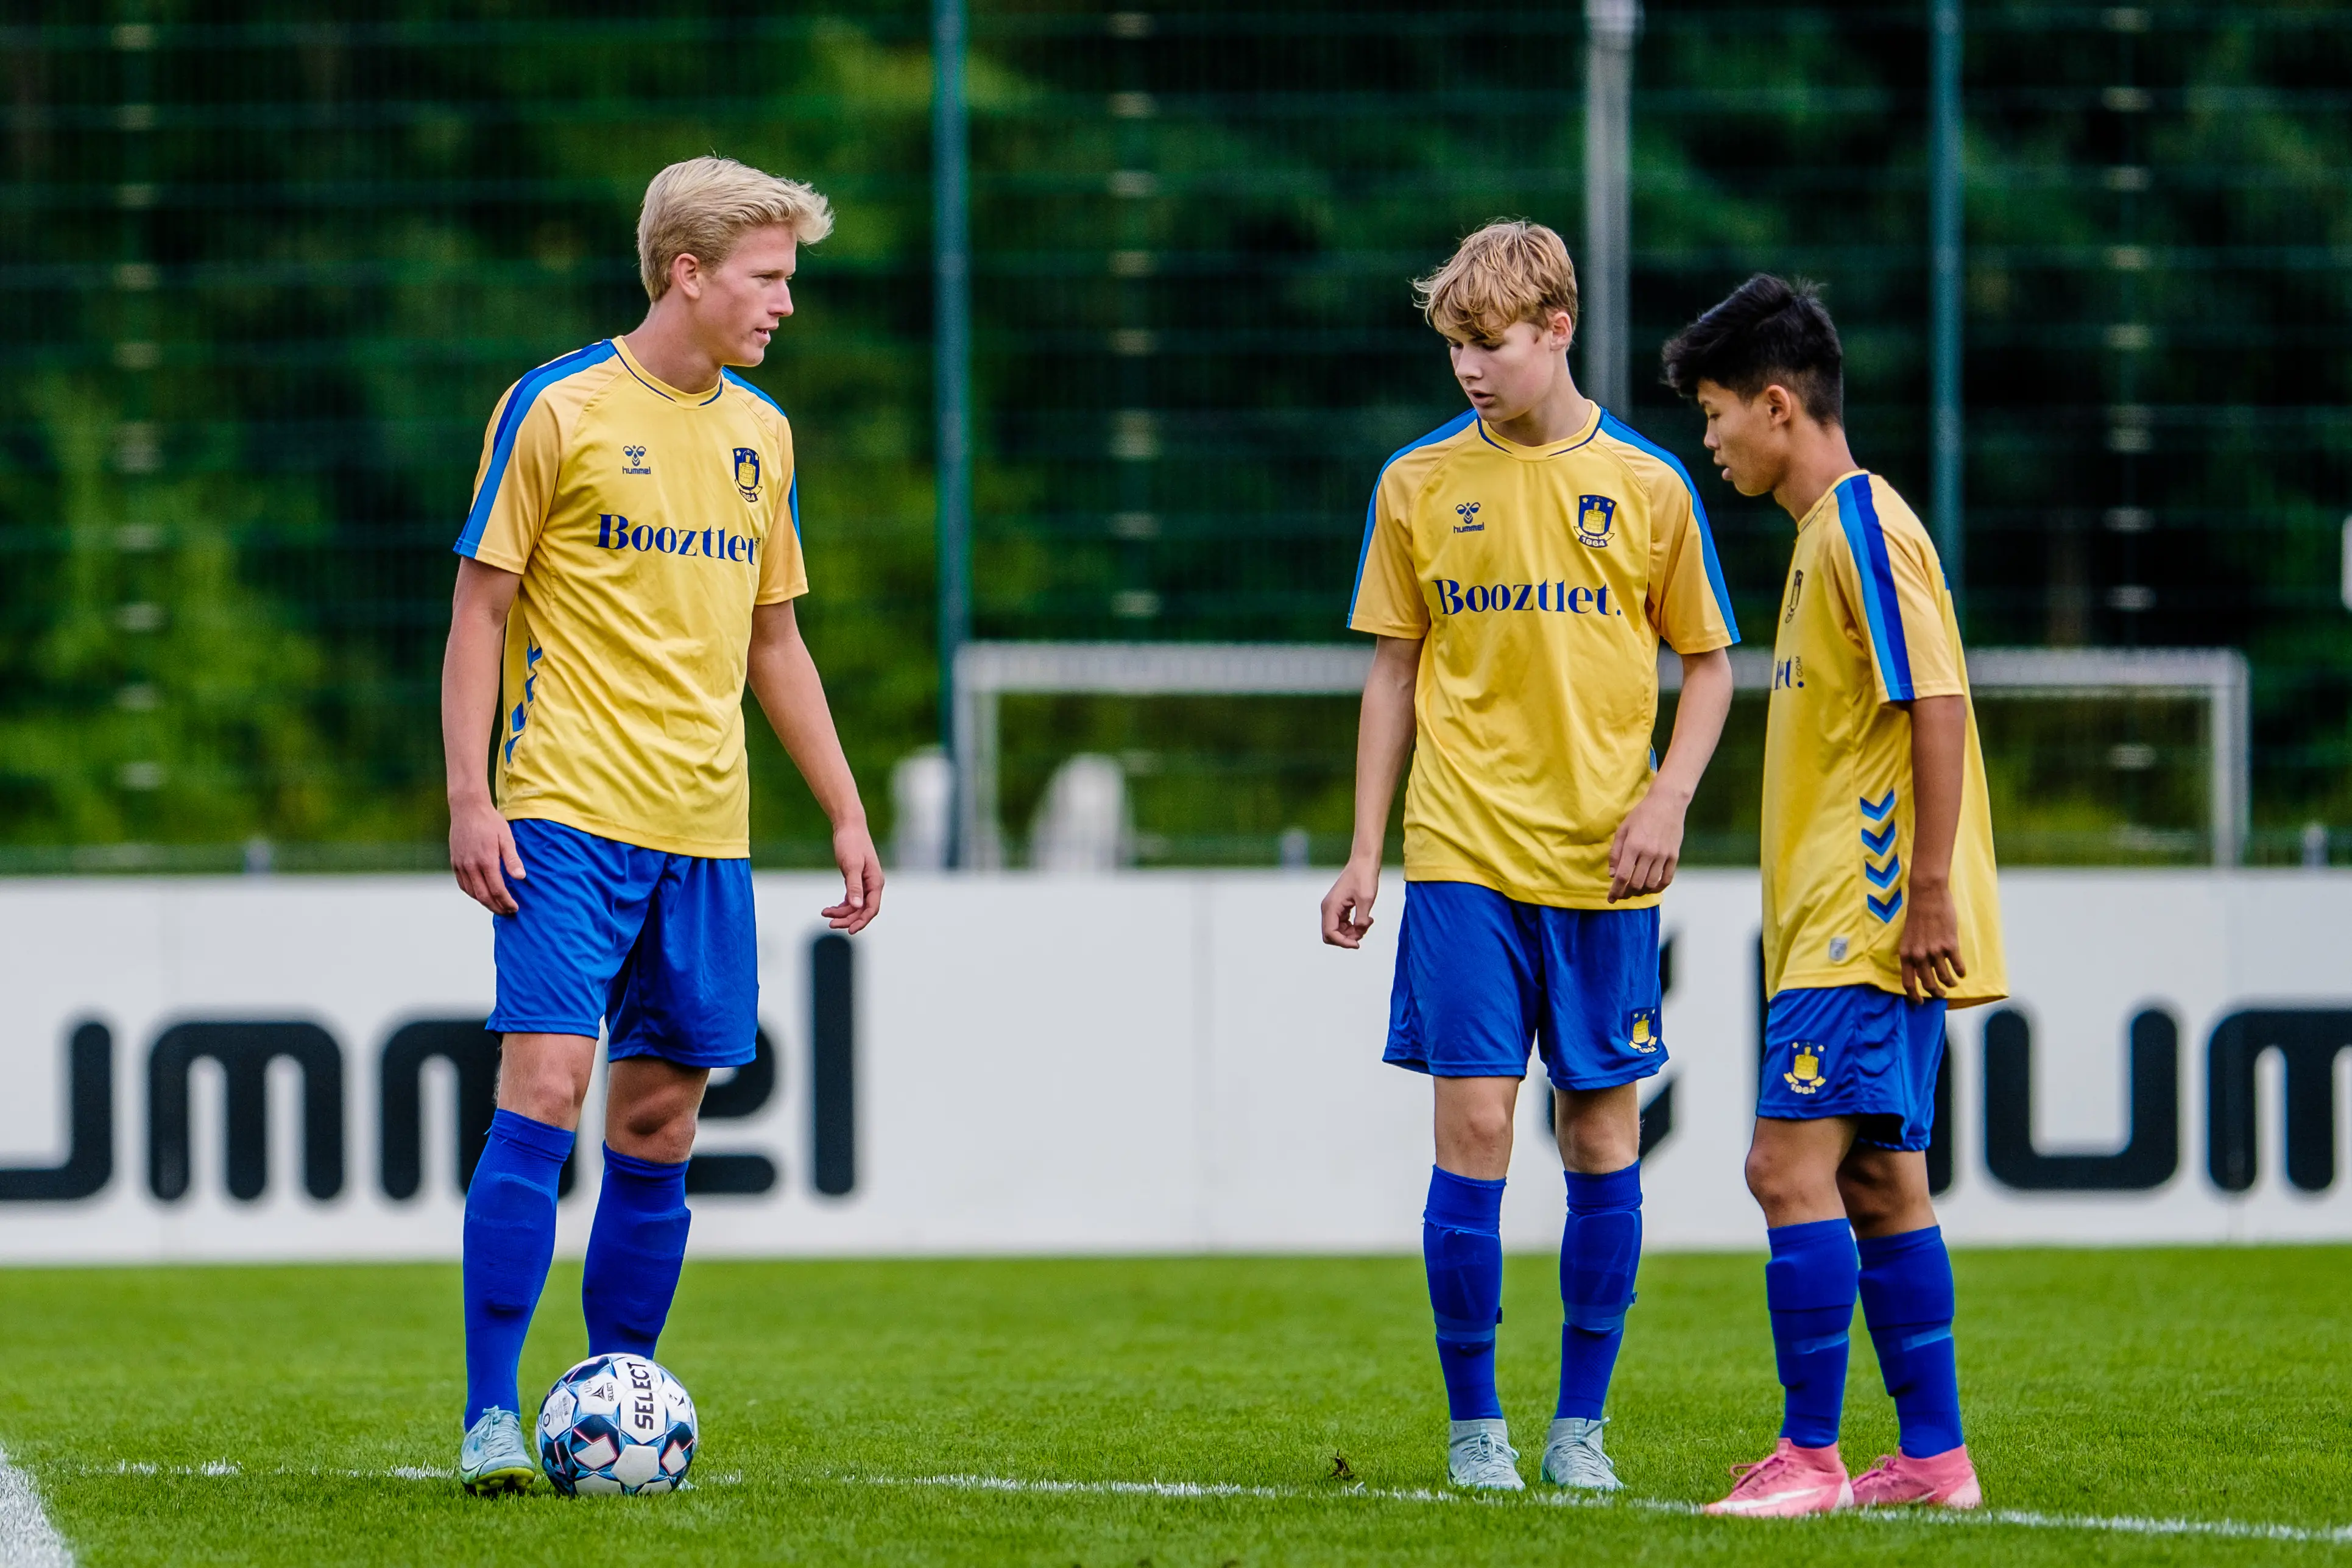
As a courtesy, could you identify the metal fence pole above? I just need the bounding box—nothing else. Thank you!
[1583,0,1639,414]
[933,0,975,866]
[1930,0,1965,612]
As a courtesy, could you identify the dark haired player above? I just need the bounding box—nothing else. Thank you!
[1662,275,2005,1514]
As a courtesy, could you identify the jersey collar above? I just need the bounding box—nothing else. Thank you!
[1793,468,1872,532]
[1472,401,1603,461]
[610,336,726,406]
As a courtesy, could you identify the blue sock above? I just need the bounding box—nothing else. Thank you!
[462,1109,574,1427]
[1556,1164,1641,1420]
[1857,1225,1964,1458]
[582,1146,693,1358]
[1766,1218,1859,1449]
[1422,1167,1505,1421]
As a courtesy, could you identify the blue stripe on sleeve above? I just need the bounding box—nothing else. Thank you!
[453,340,616,557]
[1348,409,1477,626]
[786,473,800,537]
[1599,411,1742,646]
[722,369,788,418]
[1835,475,1915,700]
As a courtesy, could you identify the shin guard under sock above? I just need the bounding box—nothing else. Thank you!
[1766,1218,1859,1449]
[1556,1164,1642,1420]
[1857,1224,1963,1457]
[582,1146,693,1358]
[462,1109,574,1426]
[1422,1167,1506,1421]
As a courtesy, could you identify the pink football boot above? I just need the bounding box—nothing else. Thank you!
[1704,1438,1854,1517]
[1852,1446,1982,1509]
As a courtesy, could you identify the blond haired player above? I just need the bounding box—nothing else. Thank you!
[1322,221,1738,1491]
[442,157,882,1492]
[1665,274,2005,1516]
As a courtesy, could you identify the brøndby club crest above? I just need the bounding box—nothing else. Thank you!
[1577,493,1617,548]
[1783,1044,1827,1095]
[732,447,762,503]
[1627,1007,1661,1054]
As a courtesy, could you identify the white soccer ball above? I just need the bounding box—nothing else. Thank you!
[536,1352,697,1496]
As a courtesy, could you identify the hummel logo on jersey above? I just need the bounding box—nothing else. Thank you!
[1784,568,1804,621]
[596,513,758,563]
[1576,493,1617,547]
[621,443,651,475]
[1453,502,1484,533]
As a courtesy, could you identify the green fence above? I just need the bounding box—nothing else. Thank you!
[4,2,2348,870]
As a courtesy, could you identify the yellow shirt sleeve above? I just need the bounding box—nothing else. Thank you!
[1642,467,1739,655]
[755,423,808,606]
[457,381,562,574]
[1830,495,1965,704]
[1347,466,1427,637]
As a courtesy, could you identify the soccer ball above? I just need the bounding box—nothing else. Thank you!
[535,1352,697,1496]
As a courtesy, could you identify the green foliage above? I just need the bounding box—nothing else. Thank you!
[2,2,2347,865]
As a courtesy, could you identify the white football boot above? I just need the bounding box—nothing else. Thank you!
[459,1408,539,1495]
[1446,1418,1525,1490]
[1539,1416,1622,1491]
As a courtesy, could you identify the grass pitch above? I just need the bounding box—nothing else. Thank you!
[5,1248,2349,1566]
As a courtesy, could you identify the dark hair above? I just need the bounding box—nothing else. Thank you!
[1660,274,1843,426]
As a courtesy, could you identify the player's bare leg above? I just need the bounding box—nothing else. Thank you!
[1544,1084,1639,1489]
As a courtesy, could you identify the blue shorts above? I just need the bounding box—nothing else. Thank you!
[1384,880,1665,1091]
[1757,984,1947,1150]
[487,818,758,1070]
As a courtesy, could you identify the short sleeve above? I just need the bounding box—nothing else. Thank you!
[1643,467,1739,655]
[454,381,559,573]
[1346,471,1427,637]
[755,426,808,605]
[1833,482,1964,704]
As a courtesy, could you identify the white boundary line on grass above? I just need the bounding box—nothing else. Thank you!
[0,1446,73,1568]
[40,1460,2352,1550]
[842,1470,2352,1548]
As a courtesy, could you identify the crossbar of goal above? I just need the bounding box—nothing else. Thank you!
[950,642,2251,867]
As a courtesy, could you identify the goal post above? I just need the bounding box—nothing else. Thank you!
[950,642,2251,869]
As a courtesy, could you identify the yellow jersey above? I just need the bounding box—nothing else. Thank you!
[1348,404,1740,908]
[454,336,807,858]
[1760,470,2005,1005]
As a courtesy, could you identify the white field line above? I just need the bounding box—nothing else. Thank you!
[41,1460,2352,1548]
[842,1469,2352,1547]
[0,1445,72,1568]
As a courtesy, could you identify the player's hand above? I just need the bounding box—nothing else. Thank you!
[449,798,524,915]
[824,819,883,934]
[1321,855,1381,948]
[1898,878,1965,1003]
[1608,785,1689,902]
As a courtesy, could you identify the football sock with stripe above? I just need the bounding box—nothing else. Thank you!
[462,1109,574,1427]
[583,1146,693,1358]
[1555,1162,1642,1420]
[1766,1217,1859,1448]
[1857,1224,1964,1458]
[1422,1167,1506,1421]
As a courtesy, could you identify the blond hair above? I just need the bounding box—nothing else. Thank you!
[1413,219,1579,342]
[637,156,835,300]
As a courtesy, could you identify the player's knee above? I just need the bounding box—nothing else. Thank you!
[609,1094,699,1162]
[1744,1142,1817,1213]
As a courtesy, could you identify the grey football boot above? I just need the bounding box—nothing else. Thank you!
[1446,1418,1525,1490]
[459,1408,539,1495]
[1540,1416,1622,1491]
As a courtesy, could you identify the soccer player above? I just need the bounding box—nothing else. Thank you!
[1661,275,2005,1515]
[1322,221,1739,1491]
[440,156,883,1493]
